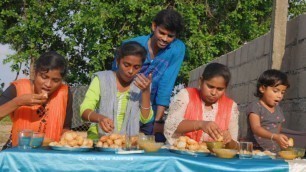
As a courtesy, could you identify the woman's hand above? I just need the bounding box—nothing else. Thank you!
[222,130,232,144]
[14,93,48,106]
[274,134,289,149]
[98,116,114,133]
[200,121,222,141]
[134,73,152,92]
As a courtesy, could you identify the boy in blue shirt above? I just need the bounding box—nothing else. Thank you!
[113,9,185,139]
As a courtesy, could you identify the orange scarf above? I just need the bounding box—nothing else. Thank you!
[10,79,68,146]
[184,88,233,142]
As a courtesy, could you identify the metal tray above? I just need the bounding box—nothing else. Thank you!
[252,155,275,159]
[169,149,210,157]
[50,146,93,152]
[95,147,121,152]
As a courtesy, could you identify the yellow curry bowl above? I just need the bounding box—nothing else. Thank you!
[284,147,305,158]
[139,141,164,153]
[213,148,238,159]
[278,151,298,160]
[206,141,224,153]
[294,148,305,158]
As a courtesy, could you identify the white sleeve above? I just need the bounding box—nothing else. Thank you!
[228,102,240,141]
[164,89,189,145]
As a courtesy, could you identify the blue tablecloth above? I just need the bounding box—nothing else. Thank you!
[0,148,289,172]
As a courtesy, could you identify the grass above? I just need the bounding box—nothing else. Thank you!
[1,116,12,124]
[0,116,12,148]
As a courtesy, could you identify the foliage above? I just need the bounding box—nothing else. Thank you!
[0,0,305,85]
[0,116,11,123]
[289,0,306,19]
[170,83,185,102]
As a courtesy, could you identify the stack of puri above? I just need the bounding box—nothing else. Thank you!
[96,133,138,149]
[49,131,93,148]
[171,136,209,153]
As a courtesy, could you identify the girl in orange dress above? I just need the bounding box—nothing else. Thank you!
[0,51,72,149]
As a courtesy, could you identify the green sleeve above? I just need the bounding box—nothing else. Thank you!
[80,76,100,116]
[87,124,99,140]
[140,108,154,124]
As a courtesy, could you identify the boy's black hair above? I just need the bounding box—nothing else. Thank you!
[255,69,290,98]
[153,9,184,35]
[201,63,231,86]
[35,51,67,77]
[116,41,147,63]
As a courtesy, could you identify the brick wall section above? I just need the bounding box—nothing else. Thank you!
[188,14,306,138]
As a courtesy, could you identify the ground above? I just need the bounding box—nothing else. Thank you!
[0,124,12,149]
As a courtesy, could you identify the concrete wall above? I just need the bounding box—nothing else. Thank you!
[188,14,306,139]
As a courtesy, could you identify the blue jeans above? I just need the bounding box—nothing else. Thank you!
[140,121,154,135]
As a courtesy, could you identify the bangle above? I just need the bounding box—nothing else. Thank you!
[140,105,150,110]
[87,110,94,122]
[271,134,275,141]
[271,134,276,150]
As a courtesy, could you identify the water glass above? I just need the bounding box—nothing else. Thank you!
[18,129,33,150]
[125,135,138,150]
[30,132,45,148]
[239,142,253,159]
[138,133,147,149]
[146,135,155,142]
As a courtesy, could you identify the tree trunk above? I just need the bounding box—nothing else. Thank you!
[270,0,288,69]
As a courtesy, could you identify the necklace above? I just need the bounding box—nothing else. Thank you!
[115,72,131,92]
[37,103,49,133]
